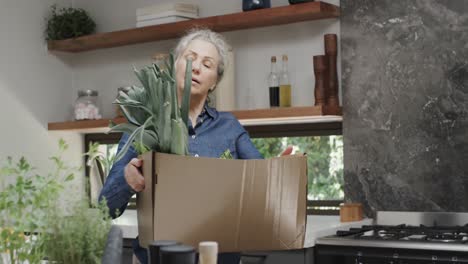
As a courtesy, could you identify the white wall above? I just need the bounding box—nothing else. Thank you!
[0,0,83,193]
[68,0,341,118]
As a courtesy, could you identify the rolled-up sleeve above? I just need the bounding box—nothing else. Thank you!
[99,133,138,218]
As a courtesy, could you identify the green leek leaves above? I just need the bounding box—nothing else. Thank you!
[110,55,192,161]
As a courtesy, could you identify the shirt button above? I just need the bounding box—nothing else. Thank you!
[192,135,196,139]
[194,154,199,157]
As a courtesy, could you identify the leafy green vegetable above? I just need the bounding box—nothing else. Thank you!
[219,149,234,159]
[110,54,192,160]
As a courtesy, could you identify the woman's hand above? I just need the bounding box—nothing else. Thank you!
[124,158,145,192]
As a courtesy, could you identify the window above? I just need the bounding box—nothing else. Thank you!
[84,122,344,214]
[251,136,343,215]
[251,136,343,200]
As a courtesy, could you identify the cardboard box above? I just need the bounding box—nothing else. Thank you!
[137,152,307,252]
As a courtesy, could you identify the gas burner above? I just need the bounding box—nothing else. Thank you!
[338,224,468,244]
[426,234,468,243]
[316,211,468,263]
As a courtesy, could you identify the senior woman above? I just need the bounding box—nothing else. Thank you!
[100,29,292,264]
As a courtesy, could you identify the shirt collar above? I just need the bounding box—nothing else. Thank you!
[203,102,217,119]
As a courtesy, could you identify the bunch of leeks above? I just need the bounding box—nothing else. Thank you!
[109,54,193,161]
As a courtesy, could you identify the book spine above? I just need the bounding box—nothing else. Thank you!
[137,11,198,22]
[137,4,198,17]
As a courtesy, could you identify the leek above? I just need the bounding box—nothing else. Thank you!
[110,54,192,160]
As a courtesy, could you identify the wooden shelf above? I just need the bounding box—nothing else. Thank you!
[232,105,341,120]
[48,106,342,133]
[48,117,127,132]
[47,1,339,53]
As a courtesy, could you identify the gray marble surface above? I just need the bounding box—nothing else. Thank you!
[341,0,468,216]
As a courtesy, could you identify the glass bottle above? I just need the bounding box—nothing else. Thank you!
[279,55,292,107]
[268,56,280,107]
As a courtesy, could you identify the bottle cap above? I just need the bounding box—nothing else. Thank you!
[78,90,98,97]
[271,56,277,63]
[282,55,288,61]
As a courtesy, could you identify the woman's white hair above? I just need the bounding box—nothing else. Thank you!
[174,28,229,84]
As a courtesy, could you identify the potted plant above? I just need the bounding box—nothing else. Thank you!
[45,4,96,40]
[84,142,116,206]
[0,140,118,264]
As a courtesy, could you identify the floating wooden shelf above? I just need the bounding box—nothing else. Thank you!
[232,105,341,120]
[47,1,339,53]
[48,117,127,131]
[48,106,342,132]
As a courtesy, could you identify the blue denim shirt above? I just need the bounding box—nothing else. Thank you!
[99,105,262,263]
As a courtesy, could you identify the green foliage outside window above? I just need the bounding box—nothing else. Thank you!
[251,136,344,200]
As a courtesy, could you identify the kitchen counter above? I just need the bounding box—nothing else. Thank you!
[113,210,373,247]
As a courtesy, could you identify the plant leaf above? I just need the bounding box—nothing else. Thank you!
[181,59,192,126]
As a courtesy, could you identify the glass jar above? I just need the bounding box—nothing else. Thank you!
[74,90,101,120]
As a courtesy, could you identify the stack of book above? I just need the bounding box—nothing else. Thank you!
[136,2,199,28]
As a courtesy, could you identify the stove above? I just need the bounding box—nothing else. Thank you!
[315,212,468,263]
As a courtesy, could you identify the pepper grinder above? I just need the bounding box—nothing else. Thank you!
[313,55,328,106]
[324,34,340,107]
[160,244,196,264]
[148,240,180,264]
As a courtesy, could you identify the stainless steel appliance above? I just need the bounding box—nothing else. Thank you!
[315,211,468,263]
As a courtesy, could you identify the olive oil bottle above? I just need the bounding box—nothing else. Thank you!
[279,55,292,107]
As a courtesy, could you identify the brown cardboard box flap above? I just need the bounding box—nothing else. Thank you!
[137,152,307,252]
[136,151,155,248]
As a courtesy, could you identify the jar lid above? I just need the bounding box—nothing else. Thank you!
[78,90,98,96]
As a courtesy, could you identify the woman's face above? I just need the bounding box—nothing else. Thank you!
[176,39,220,99]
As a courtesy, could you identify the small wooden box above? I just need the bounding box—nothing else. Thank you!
[340,203,363,222]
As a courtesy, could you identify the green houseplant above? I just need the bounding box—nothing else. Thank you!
[84,142,116,206]
[0,140,112,264]
[45,4,96,40]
